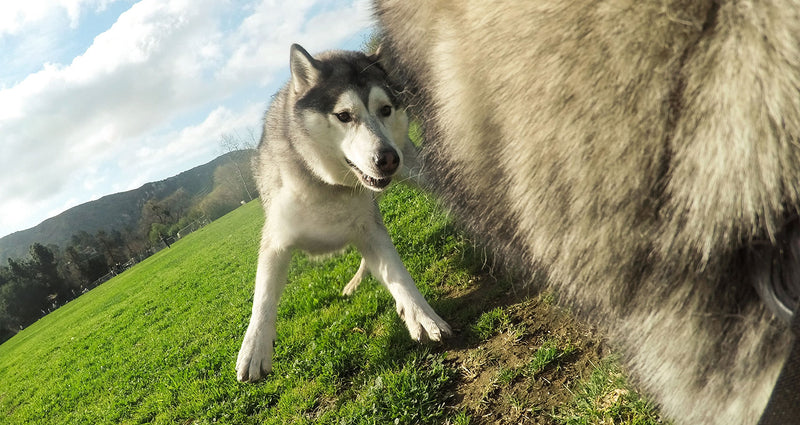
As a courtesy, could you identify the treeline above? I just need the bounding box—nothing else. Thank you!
[0,149,257,344]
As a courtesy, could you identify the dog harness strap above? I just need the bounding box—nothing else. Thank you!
[757,312,800,424]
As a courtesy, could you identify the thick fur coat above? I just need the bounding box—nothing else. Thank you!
[236,46,449,383]
[374,1,800,423]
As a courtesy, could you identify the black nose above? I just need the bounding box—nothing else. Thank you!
[374,148,399,175]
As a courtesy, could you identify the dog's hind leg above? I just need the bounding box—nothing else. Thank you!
[342,257,368,296]
[236,243,291,382]
[356,223,451,341]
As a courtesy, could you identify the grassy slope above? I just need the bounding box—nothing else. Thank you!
[0,186,666,425]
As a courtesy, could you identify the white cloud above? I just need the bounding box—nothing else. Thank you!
[219,0,374,84]
[0,0,122,36]
[0,0,375,238]
[1,198,49,239]
[131,102,265,174]
[0,2,54,36]
[0,0,226,204]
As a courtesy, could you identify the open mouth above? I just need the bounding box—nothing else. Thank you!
[345,158,392,190]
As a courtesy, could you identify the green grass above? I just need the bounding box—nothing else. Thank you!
[554,358,666,425]
[0,185,467,425]
[0,184,665,424]
[472,307,512,341]
[527,339,576,376]
[495,338,576,387]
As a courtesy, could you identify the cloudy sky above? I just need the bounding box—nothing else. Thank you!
[0,0,375,239]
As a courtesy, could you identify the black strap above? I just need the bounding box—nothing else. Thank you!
[757,312,800,424]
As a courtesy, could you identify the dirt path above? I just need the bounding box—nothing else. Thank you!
[432,267,664,424]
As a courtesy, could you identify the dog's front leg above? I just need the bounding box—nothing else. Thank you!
[358,225,452,341]
[236,244,291,382]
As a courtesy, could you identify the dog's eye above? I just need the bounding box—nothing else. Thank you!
[379,105,392,117]
[335,112,353,123]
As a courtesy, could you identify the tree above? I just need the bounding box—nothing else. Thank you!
[121,226,148,259]
[199,162,255,220]
[139,188,198,244]
[148,223,169,245]
[28,243,66,297]
[65,234,109,284]
[0,244,68,340]
[62,245,86,285]
[162,188,192,223]
[143,199,171,225]
[219,131,257,202]
[0,275,48,336]
[96,230,122,266]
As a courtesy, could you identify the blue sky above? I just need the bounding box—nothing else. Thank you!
[0,0,375,239]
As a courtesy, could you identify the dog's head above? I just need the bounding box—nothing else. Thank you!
[289,44,410,192]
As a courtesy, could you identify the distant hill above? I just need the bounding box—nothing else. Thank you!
[0,150,255,264]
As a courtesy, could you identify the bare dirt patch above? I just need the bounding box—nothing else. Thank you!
[435,271,613,424]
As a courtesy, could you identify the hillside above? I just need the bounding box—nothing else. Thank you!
[0,186,666,424]
[0,150,254,264]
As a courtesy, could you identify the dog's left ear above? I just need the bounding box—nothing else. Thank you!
[367,43,383,63]
[290,44,322,94]
[366,43,391,78]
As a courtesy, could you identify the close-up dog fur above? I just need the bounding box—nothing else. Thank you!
[236,44,451,383]
[374,1,800,424]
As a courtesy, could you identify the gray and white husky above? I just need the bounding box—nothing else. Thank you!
[235,44,451,382]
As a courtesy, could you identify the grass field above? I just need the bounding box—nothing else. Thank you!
[0,185,667,424]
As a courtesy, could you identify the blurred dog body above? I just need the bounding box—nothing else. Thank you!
[375,1,800,423]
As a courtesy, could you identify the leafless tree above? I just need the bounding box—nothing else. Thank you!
[219,130,258,202]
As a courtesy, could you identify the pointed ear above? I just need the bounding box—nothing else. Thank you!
[366,43,390,79]
[367,43,383,62]
[290,44,321,94]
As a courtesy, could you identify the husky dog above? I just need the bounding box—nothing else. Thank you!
[375,1,800,424]
[235,44,451,382]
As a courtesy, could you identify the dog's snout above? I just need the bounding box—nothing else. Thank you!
[374,148,399,175]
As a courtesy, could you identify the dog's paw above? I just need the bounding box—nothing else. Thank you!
[236,329,274,382]
[341,274,361,296]
[396,301,452,342]
[342,259,368,297]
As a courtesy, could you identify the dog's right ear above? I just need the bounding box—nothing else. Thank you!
[290,44,321,94]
